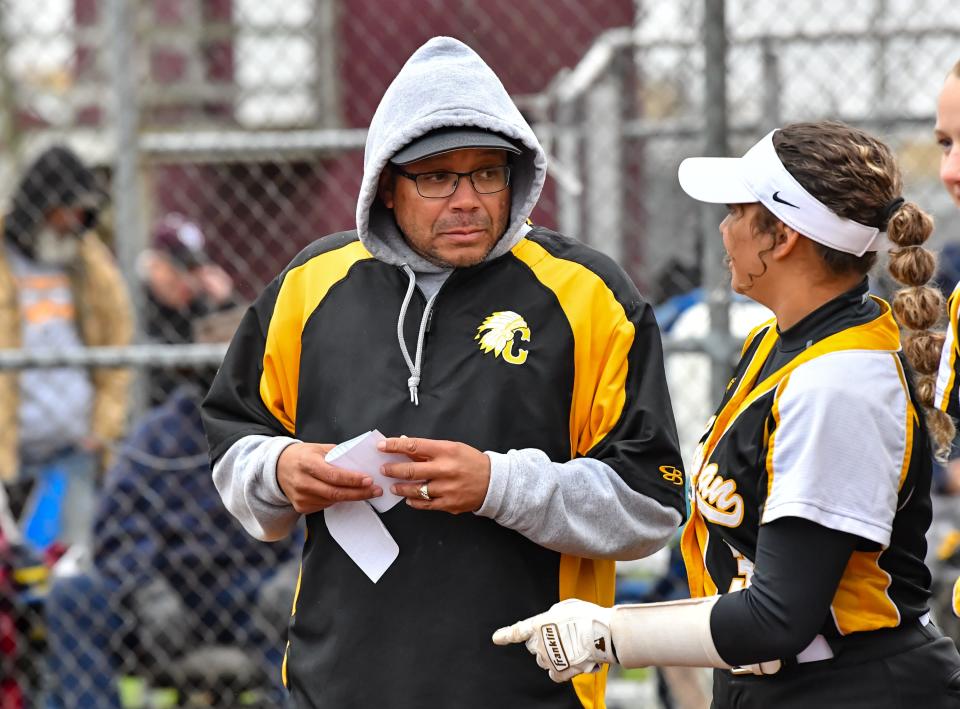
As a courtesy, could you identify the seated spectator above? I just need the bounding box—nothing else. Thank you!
[1,145,133,548]
[42,312,297,708]
[935,243,960,301]
[138,214,236,405]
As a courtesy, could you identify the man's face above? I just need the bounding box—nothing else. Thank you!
[147,252,200,310]
[379,148,511,268]
[33,205,89,265]
[46,205,90,236]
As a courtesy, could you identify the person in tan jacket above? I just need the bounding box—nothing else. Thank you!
[0,145,133,546]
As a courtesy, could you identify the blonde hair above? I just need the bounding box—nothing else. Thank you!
[767,121,954,460]
[952,59,960,78]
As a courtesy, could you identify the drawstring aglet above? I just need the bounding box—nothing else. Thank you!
[408,375,420,406]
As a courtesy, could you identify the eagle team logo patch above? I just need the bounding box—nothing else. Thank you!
[475,311,530,365]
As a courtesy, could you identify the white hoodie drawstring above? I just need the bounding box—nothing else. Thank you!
[397,265,438,406]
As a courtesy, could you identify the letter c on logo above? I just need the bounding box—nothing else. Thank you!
[502,327,530,365]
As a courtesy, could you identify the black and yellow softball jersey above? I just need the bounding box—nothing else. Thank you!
[681,284,935,639]
[936,280,960,418]
[203,226,685,709]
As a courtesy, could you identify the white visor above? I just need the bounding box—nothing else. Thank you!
[678,130,891,257]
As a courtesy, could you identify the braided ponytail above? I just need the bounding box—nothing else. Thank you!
[887,202,955,461]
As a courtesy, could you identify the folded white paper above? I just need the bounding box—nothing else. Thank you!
[325,430,410,513]
[323,430,415,582]
[324,501,399,583]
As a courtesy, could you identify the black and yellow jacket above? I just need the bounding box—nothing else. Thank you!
[203,227,685,708]
[202,37,684,709]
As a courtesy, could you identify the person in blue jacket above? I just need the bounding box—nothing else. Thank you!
[42,370,299,708]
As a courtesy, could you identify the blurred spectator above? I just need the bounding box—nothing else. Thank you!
[138,213,236,405]
[935,243,960,301]
[42,311,298,708]
[651,257,701,307]
[656,284,771,467]
[0,145,133,547]
[0,484,25,706]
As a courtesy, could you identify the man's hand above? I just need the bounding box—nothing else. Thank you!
[194,263,234,306]
[378,437,490,514]
[492,599,616,683]
[276,442,382,514]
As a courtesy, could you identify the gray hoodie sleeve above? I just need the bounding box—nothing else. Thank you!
[212,434,301,541]
[477,448,681,560]
[216,436,680,557]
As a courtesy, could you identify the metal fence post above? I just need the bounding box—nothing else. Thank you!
[702,0,733,403]
[108,0,147,417]
[108,0,145,330]
[761,37,781,131]
[584,47,625,262]
[872,0,889,118]
[556,98,583,240]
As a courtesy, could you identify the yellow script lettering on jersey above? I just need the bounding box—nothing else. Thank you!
[695,463,744,528]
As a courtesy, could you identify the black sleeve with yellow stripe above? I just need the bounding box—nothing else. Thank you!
[202,232,358,462]
[587,298,688,518]
[520,229,686,519]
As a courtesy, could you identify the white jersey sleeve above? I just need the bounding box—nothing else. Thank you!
[760,350,909,546]
[935,280,960,416]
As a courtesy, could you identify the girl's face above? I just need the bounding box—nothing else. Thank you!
[936,73,960,208]
[719,203,771,297]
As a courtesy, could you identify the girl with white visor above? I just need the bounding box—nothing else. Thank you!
[495,121,960,708]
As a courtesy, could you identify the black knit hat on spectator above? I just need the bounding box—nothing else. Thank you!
[151,214,209,269]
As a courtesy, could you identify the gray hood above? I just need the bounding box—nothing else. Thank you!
[357,36,547,273]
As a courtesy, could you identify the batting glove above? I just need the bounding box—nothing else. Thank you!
[492,598,617,683]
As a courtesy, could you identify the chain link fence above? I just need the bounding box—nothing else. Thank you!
[0,0,959,706]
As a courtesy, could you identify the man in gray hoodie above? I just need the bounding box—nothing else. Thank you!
[202,36,685,708]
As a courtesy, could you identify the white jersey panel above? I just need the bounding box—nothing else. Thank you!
[936,318,955,409]
[935,280,960,410]
[761,350,907,546]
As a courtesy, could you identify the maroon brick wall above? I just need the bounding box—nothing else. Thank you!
[71,0,635,293]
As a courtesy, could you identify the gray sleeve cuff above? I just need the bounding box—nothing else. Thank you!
[212,434,303,541]
[476,450,511,518]
[259,436,301,505]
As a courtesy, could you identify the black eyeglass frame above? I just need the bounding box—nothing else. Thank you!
[393,165,512,199]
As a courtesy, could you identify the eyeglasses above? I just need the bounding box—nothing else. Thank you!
[394,165,511,199]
